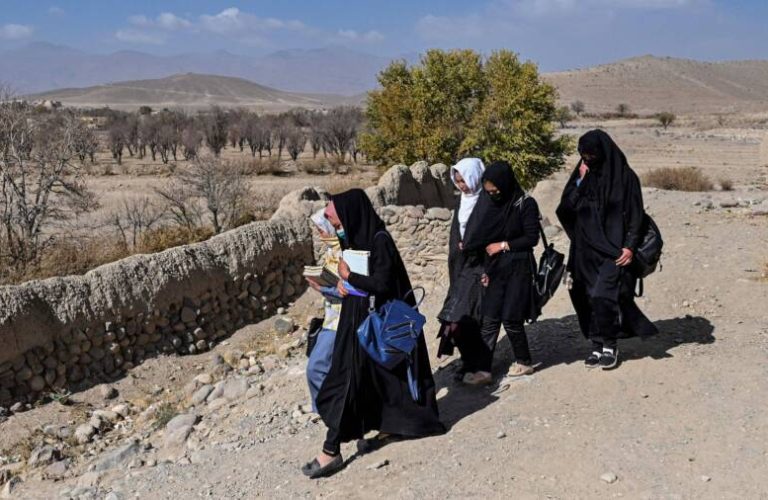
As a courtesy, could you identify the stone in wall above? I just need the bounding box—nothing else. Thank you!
[366,162,455,209]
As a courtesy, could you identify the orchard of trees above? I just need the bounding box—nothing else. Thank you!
[104,105,365,168]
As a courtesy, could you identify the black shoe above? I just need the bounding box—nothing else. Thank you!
[453,365,470,382]
[599,349,619,370]
[585,351,602,369]
[301,454,344,479]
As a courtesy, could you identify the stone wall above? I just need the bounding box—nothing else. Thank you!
[379,205,452,292]
[0,219,313,405]
[0,160,459,406]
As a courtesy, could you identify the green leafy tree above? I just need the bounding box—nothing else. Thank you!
[361,49,572,188]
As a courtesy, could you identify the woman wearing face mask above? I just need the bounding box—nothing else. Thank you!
[304,209,343,412]
[556,129,657,370]
[302,189,445,479]
[436,158,488,381]
[462,161,540,385]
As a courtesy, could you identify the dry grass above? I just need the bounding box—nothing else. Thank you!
[152,402,178,430]
[137,226,215,254]
[643,167,714,192]
[719,178,734,191]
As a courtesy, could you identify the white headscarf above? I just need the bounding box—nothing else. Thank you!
[310,208,336,236]
[450,158,485,239]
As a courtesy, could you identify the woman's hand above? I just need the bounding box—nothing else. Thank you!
[305,277,321,292]
[458,241,464,251]
[480,273,489,288]
[579,161,589,179]
[338,258,351,280]
[616,248,634,266]
[336,279,349,297]
[485,242,508,256]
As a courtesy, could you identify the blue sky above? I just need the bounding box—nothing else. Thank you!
[1,0,766,70]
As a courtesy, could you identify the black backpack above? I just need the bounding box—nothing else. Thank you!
[632,213,663,279]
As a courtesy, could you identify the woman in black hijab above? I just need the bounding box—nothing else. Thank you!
[303,189,445,478]
[462,161,541,385]
[556,129,657,370]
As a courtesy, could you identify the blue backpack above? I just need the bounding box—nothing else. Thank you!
[356,287,426,402]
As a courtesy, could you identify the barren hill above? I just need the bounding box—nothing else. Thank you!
[25,73,357,111]
[546,55,768,114]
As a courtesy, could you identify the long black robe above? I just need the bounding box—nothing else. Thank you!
[316,190,445,446]
[436,201,485,365]
[556,130,657,338]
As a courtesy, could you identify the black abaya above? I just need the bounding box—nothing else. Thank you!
[315,190,445,454]
[556,130,658,341]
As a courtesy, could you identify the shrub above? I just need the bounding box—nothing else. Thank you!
[719,178,733,191]
[643,167,714,191]
[554,106,574,128]
[616,103,631,117]
[360,49,572,188]
[570,100,585,116]
[657,112,676,130]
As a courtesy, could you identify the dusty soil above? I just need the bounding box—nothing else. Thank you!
[3,120,768,499]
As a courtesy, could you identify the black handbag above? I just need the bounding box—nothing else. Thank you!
[305,317,324,357]
[632,213,663,279]
[533,221,566,315]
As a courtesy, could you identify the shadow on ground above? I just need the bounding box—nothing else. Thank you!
[432,314,715,429]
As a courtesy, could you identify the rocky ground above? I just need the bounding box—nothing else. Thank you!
[1,123,767,499]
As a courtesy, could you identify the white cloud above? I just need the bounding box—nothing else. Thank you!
[129,12,191,30]
[199,8,304,35]
[0,24,33,40]
[115,29,165,45]
[47,6,65,16]
[337,29,384,42]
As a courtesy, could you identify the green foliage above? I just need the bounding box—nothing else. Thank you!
[360,49,572,188]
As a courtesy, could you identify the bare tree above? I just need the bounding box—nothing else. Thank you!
[69,115,99,164]
[108,121,126,165]
[272,115,289,165]
[181,121,203,160]
[570,100,585,116]
[0,95,96,272]
[202,107,229,157]
[156,156,251,234]
[110,197,165,249]
[285,125,307,161]
[322,106,363,163]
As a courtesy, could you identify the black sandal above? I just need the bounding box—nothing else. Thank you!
[301,454,344,479]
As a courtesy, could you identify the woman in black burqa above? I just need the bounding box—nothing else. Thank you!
[436,158,488,382]
[303,189,445,478]
[556,129,657,370]
[461,161,541,385]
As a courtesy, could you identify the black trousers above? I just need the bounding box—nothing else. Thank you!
[589,297,619,350]
[323,428,341,456]
[477,318,532,372]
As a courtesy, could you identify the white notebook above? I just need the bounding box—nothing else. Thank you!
[342,250,370,276]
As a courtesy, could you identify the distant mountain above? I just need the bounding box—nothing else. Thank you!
[0,42,398,96]
[25,73,358,111]
[545,55,768,114]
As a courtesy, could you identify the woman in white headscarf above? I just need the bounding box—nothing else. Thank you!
[436,158,488,382]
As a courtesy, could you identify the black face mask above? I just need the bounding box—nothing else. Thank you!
[489,192,504,203]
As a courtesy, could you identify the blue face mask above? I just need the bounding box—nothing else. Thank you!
[337,228,346,240]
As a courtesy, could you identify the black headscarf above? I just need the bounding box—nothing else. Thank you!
[330,189,386,251]
[463,161,525,249]
[575,129,628,215]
